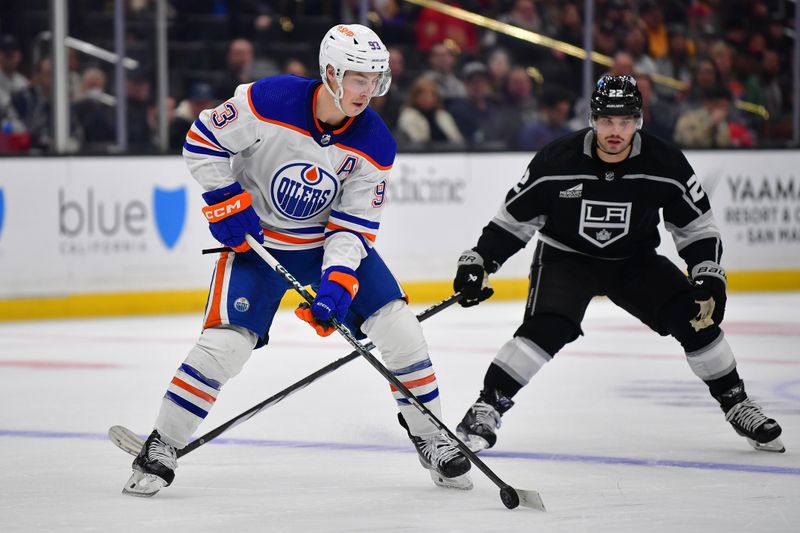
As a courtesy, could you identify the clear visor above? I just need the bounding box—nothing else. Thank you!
[590,114,643,130]
[340,69,392,97]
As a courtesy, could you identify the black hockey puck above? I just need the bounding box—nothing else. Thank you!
[500,486,520,509]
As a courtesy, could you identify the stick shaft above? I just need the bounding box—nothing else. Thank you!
[244,234,513,492]
[177,289,463,458]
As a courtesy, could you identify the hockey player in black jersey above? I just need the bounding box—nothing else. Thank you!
[454,75,784,454]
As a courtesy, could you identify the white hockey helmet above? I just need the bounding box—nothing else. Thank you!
[319,24,391,113]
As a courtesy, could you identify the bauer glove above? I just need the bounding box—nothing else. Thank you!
[689,262,727,331]
[295,266,359,337]
[202,182,264,252]
[454,249,494,307]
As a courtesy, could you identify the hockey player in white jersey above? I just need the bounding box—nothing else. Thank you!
[123,23,471,497]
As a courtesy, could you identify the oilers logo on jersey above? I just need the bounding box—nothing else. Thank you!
[270,163,339,220]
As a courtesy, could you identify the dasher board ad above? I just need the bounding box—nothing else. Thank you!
[0,150,798,299]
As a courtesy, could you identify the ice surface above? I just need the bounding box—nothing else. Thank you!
[1,293,798,532]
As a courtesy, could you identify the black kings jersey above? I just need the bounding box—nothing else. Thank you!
[475,128,722,273]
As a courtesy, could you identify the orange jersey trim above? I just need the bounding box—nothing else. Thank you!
[311,85,355,134]
[186,129,221,150]
[263,229,326,245]
[335,142,393,171]
[203,252,230,329]
[325,222,376,242]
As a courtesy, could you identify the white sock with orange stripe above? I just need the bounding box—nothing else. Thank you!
[362,299,442,436]
[391,359,443,437]
[155,326,257,448]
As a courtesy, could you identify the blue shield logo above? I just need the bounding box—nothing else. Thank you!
[153,186,187,249]
[0,188,4,240]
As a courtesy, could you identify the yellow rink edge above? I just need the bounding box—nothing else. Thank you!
[0,271,798,321]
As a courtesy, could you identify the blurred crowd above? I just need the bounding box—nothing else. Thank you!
[0,0,795,155]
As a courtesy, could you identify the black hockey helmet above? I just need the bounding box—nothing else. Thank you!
[590,75,643,118]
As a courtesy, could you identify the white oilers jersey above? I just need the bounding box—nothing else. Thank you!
[183,75,396,271]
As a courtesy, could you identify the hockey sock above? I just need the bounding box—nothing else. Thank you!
[684,331,737,384]
[155,326,256,448]
[483,363,524,399]
[704,368,743,400]
[489,336,552,393]
[391,358,442,436]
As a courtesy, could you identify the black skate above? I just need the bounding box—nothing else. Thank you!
[123,430,179,497]
[457,389,514,453]
[716,381,785,453]
[398,414,472,490]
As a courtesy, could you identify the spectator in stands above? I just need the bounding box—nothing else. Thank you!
[674,86,752,148]
[636,74,676,141]
[482,0,545,65]
[505,67,537,126]
[170,81,216,151]
[12,57,51,148]
[744,49,790,142]
[709,40,743,99]
[621,25,657,76]
[0,36,27,143]
[448,61,519,149]
[654,24,694,100]
[283,58,308,78]
[126,68,155,152]
[609,51,636,77]
[213,38,255,100]
[0,35,29,110]
[74,67,115,153]
[12,57,78,152]
[422,41,466,104]
[486,48,512,97]
[640,0,668,59]
[415,1,478,55]
[681,57,721,111]
[516,86,572,151]
[395,76,463,147]
[387,46,414,102]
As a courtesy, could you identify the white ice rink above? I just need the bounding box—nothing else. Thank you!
[1,293,798,532]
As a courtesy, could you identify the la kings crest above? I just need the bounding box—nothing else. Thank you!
[578,200,632,248]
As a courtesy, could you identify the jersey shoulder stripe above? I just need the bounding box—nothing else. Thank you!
[336,108,396,170]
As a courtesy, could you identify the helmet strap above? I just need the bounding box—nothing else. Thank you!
[321,65,368,117]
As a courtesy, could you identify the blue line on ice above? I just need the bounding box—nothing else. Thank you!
[1,428,796,476]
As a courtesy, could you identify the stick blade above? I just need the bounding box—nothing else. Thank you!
[517,488,546,511]
[108,425,144,457]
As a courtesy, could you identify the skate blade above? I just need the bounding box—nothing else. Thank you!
[429,470,473,490]
[747,436,786,453]
[459,433,491,454]
[122,470,168,497]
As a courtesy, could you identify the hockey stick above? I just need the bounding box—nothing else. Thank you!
[243,234,545,511]
[108,292,463,458]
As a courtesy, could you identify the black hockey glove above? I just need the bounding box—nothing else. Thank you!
[454,249,494,307]
[690,262,727,331]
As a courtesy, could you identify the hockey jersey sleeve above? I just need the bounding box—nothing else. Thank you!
[182,83,262,191]
[322,160,392,272]
[662,153,723,277]
[474,159,549,272]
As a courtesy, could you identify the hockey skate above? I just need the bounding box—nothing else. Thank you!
[716,381,785,453]
[398,414,473,490]
[123,430,179,497]
[457,389,514,453]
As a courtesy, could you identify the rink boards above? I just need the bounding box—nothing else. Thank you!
[0,151,798,320]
